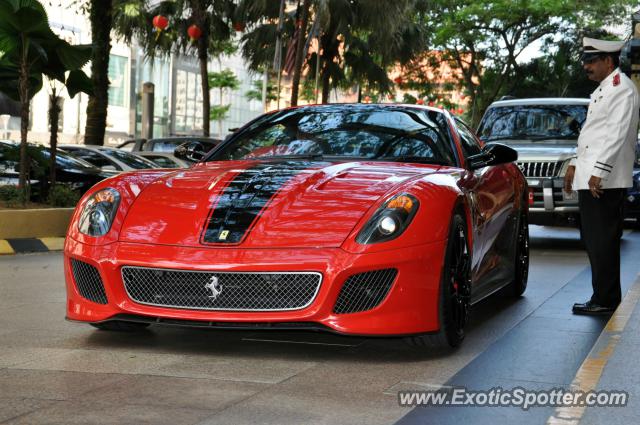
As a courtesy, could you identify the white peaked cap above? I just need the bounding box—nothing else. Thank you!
[583,37,625,53]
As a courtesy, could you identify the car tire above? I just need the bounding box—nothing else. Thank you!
[509,211,529,297]
[90,321,150,332]
[406,212,471,348]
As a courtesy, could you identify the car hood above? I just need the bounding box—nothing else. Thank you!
[503,142,576,162]
[119,160,438,248]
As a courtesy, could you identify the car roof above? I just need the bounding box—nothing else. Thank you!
[60,144,119,151]
[487,98,590,108]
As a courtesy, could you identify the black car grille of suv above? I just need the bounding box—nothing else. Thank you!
[517,161,564,178]
[121,267,322,311]
[333,269,398,314]
[71,259,108,304]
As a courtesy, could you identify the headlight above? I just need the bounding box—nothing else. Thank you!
[78,188,120,237]
[356,193,419,244]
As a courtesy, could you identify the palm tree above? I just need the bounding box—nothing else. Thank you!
[84,0,115,146]
[0,0,93,203]
[113,0,235,137]
[238,0,423,105]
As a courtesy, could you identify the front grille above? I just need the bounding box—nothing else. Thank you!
[333,269,398,314]
[121,267,322,311]
[517,161,563,178]
[71,259,108,304]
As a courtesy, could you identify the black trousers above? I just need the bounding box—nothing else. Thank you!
[578,188,625,307]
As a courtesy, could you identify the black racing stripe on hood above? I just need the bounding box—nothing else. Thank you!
[201,161,326,244]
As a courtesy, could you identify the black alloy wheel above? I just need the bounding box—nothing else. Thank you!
[406,212,471,348]
[510,212,529,297]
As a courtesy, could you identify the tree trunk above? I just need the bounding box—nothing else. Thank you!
[290,0,311,107]
[18,42,30,206]
[192,0,210,137]
[48,94,62,187]
[198,44,210,137]
[84,0,113,146]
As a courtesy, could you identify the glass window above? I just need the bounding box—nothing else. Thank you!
[145,155,179,168]
[456,120,482,158]
[108,55,127,107]
[103,149,158,169]
[477,104,587,143]
[210,106,456,165]
[65,149,119,169]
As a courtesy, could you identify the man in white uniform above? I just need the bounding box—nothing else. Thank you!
[564,37,640,315]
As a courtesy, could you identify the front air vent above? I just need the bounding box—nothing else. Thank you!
[71,259,108,304]
[333,269,398,314]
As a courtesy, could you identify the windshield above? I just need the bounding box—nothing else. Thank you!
[39,148,98,169]
[103,149,158,169]
[478,104,587,143]
[208,106,456,165]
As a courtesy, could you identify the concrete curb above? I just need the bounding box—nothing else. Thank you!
[0,208,74,239]
[0,237,65,255]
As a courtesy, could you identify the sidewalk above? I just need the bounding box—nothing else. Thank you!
[548,273,640,424]
[0,237,65,255]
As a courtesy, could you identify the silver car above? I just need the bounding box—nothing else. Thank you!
[60,145,159,172]
[477,98,589,227]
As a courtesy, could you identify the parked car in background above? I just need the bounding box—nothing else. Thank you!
[477,98,589,227]
[117,137,222,155]
[135,152,190,168]
[60,145,159,172]
[624,153,640,226]
[0,140,116,198]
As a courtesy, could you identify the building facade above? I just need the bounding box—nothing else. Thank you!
[2,1,263,146]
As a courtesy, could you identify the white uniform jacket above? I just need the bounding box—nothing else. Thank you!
[570,68,640,190]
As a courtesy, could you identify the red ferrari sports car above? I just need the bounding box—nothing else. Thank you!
[64,104,528,347]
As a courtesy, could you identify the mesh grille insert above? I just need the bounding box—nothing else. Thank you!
[71,259,108,304]
[517,161,564,178]
[333,268,398,314]
[121,267,322,311]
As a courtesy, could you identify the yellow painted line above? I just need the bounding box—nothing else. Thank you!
[39,237,65,251]
[0,240,14,255]
[546,273,640,425]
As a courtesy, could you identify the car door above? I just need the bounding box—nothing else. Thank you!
[455,119,518,300]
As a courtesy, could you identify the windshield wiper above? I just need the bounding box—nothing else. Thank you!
[257,153,325,160]
[527,135,579,141]
[375,156,450,165]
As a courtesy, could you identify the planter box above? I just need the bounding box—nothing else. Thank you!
[0,208,74,239]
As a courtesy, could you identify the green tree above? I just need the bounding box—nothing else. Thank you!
[0,0,92,203]
[113,0,236,137]
[509,28,622,99]
[238,0,422,105]
[208,68,239,137]
[418,0,635,126]
[245,77,278,104]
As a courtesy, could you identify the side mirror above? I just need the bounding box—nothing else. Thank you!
[467,143,518,170]
[175,141,206,162]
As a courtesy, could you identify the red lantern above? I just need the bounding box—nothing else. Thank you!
[188,24,202,42]
[364,95,371,103]
[458,108,464,114]
[152,15,169,31]
[393,76,403,85]
[233,22,245,32]
[428,101,434,107]
[416,98,424,105]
